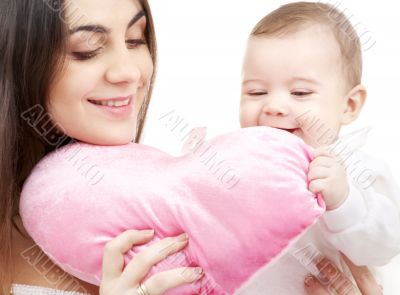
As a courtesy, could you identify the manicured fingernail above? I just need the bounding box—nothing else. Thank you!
[305,276,315,287]
[193,267,203,276]
[176,232,189,241]
[176,233,188,241]
[142,229,154,235]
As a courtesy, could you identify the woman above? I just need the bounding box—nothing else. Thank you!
[0,0,203,294]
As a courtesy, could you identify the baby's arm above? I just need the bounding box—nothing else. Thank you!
[309,148,400,266]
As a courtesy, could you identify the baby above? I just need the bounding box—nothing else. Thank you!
[236,2,400,294]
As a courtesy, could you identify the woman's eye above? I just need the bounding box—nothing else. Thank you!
[292,91,312,96]
[72,49,102,61]
[126,38,146,49]
[70,38,146,61]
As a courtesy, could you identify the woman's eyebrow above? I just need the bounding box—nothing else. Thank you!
[127,10,146,30]
[69,10,146,35]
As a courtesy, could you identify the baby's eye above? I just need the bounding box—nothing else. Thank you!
[248,91,268,96]
[291,91,313,97]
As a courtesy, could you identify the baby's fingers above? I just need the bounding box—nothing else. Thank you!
[310,156,335,170]
[308,166,330,181]
[309,179,327,194]
[313,146,344,164]
[313,146,335,158]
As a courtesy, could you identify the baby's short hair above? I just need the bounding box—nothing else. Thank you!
[251,1,362,90]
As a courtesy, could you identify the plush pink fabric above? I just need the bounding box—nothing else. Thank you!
[20,126,324,294]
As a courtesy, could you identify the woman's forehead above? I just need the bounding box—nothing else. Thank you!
[64,0,143,29]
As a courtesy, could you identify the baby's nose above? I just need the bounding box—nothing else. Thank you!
[262,101,290,117]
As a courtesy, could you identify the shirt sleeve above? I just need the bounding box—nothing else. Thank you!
[319,153,400,266]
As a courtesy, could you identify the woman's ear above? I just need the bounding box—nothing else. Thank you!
[341,84,367,125]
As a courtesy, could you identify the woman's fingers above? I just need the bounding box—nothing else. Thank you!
[341,253,383,295]
[305,275,357,295]
[305,274,360,295]
[304,257,362,295]
[304,255,384,295]
[143,267,204,295]
[304,275,331,295]
[316,257,361,295]
[122,233,189,282]
[100,230,204,295]
[102,229,155,282]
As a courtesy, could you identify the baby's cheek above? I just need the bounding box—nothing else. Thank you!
[239,104,259,127]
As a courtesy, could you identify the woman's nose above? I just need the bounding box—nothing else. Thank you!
[105,49,141,85]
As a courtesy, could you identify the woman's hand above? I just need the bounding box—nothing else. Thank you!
[304,254,383,295]
[100,229,204,295]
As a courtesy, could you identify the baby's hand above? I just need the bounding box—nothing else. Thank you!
[308,146,349,210]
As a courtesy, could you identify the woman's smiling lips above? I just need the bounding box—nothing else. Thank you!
[87,95,135,119]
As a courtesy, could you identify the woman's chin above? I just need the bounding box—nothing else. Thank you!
[76,132,135,146]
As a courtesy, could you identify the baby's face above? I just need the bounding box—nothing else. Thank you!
[240,25,349,147]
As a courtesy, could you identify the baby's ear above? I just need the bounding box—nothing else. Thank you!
[341,84,367,125]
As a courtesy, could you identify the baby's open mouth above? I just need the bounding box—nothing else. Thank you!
[278,128,298,134]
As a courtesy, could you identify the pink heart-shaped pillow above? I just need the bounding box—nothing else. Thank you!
[20,126,324,294]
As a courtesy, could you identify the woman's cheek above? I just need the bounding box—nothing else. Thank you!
[141,52,154,86]
[136,52,154,106]
[67,65,103,99]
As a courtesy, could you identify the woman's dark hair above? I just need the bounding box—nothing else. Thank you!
[0,0,157,292]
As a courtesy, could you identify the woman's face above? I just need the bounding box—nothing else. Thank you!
[48,0,154,145]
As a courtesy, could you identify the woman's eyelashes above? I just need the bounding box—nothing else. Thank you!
[72,48,103,61]
[71,38,147,61]
[126,38,147,49]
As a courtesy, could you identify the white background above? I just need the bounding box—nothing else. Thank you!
[143,1,400,293]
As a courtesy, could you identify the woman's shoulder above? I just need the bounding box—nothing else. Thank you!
[11,217,99,295]
[11,283,88,295]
